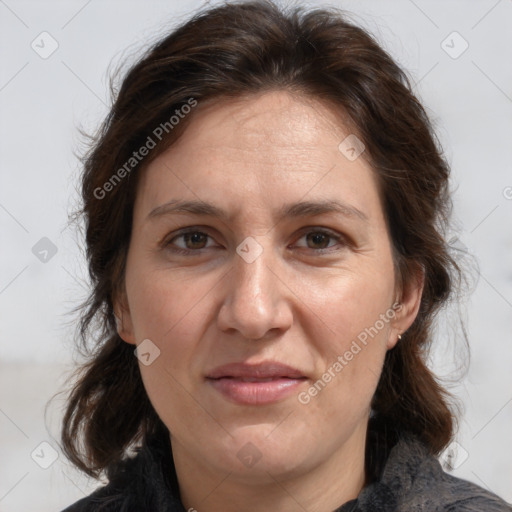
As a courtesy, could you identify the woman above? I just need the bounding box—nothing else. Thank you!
[60,1,511,511]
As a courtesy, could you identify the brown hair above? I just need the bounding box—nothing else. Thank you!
[61,0,461,481]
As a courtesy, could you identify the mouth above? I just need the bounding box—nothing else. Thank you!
[221,376,296,382]
[206,361,308,405]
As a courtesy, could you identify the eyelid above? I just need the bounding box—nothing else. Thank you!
[162,227,218,251]
[162,225,350,254]
[292,227,349,252]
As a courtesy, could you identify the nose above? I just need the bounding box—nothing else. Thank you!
[216,238,293,341]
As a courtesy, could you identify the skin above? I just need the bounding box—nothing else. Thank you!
[115,90,423,512]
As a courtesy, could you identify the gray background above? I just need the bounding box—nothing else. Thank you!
[0,0,511,510]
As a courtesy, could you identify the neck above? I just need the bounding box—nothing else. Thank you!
[170,426,367,512]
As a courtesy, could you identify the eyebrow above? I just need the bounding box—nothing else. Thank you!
[146,198,368,223]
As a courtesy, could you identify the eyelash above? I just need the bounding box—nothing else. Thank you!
[162,227,348,255]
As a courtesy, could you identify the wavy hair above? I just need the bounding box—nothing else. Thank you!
[60,0,462,481]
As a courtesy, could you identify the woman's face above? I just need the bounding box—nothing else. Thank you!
[117,90,421,483]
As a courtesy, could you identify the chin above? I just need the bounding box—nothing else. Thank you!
[209,426,317,482]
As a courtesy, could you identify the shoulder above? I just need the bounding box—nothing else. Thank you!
[59,444,153,512]
[435,471,512,511]
[60,485,124,512]
[387,435,512,511]
[60,428,185,512]
[350,430,511,512]
[59,461,136,512]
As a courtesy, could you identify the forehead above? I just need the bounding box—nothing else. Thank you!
[172,90,357,156]
[135,90,383,224]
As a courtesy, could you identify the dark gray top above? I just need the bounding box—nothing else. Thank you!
[62,426,511,512]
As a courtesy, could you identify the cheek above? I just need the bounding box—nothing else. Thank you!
[127,272,215,432]
[126,266,220,380]
[302,259,396,354]
[126,263,214,338]
[297,258,395,410]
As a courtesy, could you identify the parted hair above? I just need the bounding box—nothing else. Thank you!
[61,0,461,480]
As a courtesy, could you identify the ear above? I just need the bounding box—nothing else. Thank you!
[387,263,424,350]
[113,290,136,345]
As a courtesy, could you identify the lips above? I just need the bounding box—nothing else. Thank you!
[206,361,305,380]
[206,361,307,405]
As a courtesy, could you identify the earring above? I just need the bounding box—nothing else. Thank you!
[397,333,402,340]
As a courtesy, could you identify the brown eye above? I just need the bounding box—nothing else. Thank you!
[165,230,214,254]
[182,232,209,250]
[295,229,347,253]
[306,232,331,249]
